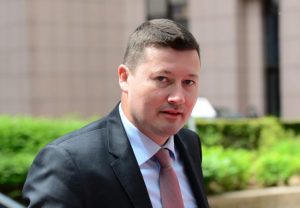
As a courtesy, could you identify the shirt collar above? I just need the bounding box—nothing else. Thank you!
[119,104,176,166]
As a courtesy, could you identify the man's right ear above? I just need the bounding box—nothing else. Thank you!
[118,64,130,92]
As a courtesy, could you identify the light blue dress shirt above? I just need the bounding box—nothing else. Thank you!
[119,105,197,208]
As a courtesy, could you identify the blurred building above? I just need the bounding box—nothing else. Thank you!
[0,0,299,120]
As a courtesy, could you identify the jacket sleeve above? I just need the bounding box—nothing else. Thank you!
[22,145,85,208]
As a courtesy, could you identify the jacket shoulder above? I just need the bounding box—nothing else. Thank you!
[177,128,201,143]
[51,116,108,146]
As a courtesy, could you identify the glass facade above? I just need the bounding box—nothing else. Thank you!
[147,0,188,27]
[263,0,281,116]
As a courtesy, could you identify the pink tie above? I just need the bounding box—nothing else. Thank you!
[155,148,184,208]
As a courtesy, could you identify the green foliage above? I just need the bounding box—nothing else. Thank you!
[196,117,285,150]
[0,153,34,185]
[0,115,89,154]
[251,139,300,186]
[0,115,90,202]
[196,116,300,194]
[0,153,35,202]
[1,115,300,200]
[252,153,297,186]
[202,138,300,194]
[282,121,300,136]
[258,117,287,148]
[202,146,253,194]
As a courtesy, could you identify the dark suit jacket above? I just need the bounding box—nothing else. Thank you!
[23,105,209,208]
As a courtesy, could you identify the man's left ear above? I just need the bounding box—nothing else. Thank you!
[118,64,130,92]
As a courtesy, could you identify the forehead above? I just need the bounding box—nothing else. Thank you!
[139,46,200,74]
[143,46,199,62]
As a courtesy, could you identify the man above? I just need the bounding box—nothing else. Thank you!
[23,19,209,208]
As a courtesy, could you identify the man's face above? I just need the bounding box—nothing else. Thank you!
[119,47,200,145]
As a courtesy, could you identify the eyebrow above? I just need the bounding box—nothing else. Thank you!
[154,70,199,78]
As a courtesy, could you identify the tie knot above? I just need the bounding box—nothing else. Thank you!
[155,148,172,169]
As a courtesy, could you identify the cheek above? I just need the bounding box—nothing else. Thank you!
[129,85,154,106]
[148,90,168,103]
[186,94,198,108]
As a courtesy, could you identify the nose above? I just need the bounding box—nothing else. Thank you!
[167,84,185,105]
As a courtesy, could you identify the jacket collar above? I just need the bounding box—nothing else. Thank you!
[107,105,152,208]
[106,104,208,208]
[175,133,209,208]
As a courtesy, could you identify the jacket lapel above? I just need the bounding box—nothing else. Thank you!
[106,107,152,208]
[175,133,209,208]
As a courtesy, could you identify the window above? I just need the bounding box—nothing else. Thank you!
[147,0,188,28]
[263,0,281,116]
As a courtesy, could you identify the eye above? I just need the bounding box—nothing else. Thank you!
[183,80,195,86]
[156,76,169,82]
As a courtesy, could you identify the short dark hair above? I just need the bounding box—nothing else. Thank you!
[123,19,200,70]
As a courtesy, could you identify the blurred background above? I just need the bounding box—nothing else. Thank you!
[1,0,300,207]
[1,0,299,120]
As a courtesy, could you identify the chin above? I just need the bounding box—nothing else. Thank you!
[161,127,181,137]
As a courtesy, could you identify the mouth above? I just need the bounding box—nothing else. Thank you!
[160,110,184,119]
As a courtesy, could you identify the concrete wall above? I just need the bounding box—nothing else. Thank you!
[1,0,300,120]
[0,1,31,115]
[190,0,241,113]
[190,0,300,120]
[209,186,300,208]
[190,0,265,116]
[280,0,300,120]
[0,0,145,117]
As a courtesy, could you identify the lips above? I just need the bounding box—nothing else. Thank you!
[163,110,182,114]
[160,109,184,118]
